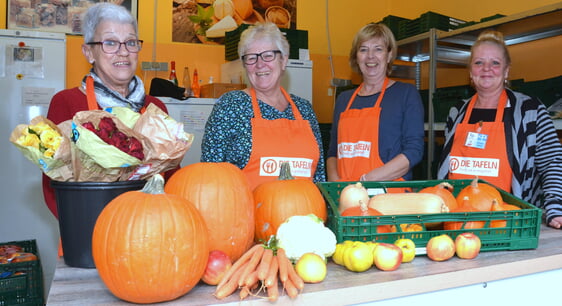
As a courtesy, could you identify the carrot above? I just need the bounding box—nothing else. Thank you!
[244,270,259,288]
[287,259,304,291]
[283,277,299,299]
[276,248,289,283]
[264,255,279,288]
[214,260,247,299]
[238,245,265,287]
[256,247,274,281]
[239,286,250,300]
[216,244,262,291]
[267,271,279,302]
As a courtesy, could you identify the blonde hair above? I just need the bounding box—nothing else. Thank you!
[470,30,511,67]
[349,23,397,75]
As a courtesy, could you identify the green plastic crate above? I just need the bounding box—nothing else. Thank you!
[317,179,542,252]
[0,240,44,306]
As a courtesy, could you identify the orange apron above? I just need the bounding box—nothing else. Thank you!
[448,90,513,192]
[243,87,320,191]
[336,78,409,192]
[86,76,146,113]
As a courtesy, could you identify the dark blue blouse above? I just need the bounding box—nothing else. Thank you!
[328,81,425,180]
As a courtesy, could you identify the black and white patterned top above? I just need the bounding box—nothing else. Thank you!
[438,88,562,224]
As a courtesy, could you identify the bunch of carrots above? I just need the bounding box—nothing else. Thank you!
[214,244,304,301]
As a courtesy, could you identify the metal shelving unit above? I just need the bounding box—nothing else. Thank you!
[392,2,562,179]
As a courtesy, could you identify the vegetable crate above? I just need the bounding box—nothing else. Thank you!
[317,179,542,252]
[0,239,44,306]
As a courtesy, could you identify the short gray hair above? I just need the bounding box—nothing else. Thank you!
[238,22,290,59]
[82,3,138,43]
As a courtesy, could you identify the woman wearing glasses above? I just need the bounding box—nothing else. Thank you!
[327,23,424,184]
[201,22,325,190]
[42,3,171,218]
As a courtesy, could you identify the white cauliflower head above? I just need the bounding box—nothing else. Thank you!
[276,214,337,262]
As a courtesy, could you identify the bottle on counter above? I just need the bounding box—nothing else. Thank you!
[183,66,192,97]
[169,61,178,86]
[191,68,201,98]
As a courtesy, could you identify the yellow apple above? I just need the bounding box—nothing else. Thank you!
[343,242,373,272]
[455,232,481,259]
[426,234,455,261]
[295,253,327,283]
[372,243,403,271]
[394,238,416,263]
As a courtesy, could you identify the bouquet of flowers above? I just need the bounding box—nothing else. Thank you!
[10,104,194,182]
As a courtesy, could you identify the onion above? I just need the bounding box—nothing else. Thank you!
[338,182,370,214]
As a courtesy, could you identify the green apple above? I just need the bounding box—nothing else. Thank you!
[394,238,416,263]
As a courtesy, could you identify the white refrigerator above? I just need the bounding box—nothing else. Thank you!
[0,29,66,297]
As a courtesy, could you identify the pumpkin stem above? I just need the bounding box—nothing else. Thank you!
[438,182,454,192]
[278,162,294,180]
[471,176,479,188]
[141,174,165,195]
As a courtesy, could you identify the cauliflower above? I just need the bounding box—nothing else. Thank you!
[276,214,337,262]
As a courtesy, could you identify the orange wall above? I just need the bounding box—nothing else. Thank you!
[1,0,561,123]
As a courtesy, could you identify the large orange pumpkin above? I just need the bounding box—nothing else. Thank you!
[341,201,391,233]
[456,177,503,211]
[253,162,327,242]
[165,162,255,262]
[92,174,209,304]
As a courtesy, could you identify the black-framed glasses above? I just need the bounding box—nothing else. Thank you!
[241,50,282,65]
[87,39,143,54]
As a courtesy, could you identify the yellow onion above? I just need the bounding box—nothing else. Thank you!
[338,182,369,214]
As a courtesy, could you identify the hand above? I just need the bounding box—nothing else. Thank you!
[548,216,562,229]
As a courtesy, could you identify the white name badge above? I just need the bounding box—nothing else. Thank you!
[449,156,500,177]
[338,141,371,158]
[465,132,488,149]
[259,157,313,178]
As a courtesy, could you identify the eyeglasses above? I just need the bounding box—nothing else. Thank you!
[87,39,143,54]
[241,50,282,65]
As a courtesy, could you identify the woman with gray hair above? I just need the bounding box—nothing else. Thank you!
[201,22,325,190]
[42,2,171,218]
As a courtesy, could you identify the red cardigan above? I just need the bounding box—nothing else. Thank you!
[43,87,171,218]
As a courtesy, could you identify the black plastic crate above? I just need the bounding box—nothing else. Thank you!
[0,240,44,306]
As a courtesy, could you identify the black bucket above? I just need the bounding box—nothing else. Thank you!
[51,180,145,268]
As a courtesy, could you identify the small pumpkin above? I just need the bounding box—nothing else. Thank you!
[456,177,503,211]
[419,182,458,210]
[165,162,255,262]
[341,200,391,233]
[390,223,424,232]
[92,174,209,304]
[444,196,486,230]
[253,162,327,242]
[338,182,370,214]
[490,200,521,228]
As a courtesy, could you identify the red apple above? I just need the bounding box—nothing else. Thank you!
[426,234,455,261]
[201,250,232,285]
[455,232,481,259]
[373,243,403,271]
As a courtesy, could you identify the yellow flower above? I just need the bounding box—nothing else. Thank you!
[30,122,52,134]
[40,129,62,151]
[44,148,56,158]
[16,133,41,148]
